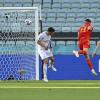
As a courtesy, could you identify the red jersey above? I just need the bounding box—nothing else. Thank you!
[78,24,93,41]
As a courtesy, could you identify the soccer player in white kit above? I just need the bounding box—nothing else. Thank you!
[92,41,100,57]
[37,27,56,82]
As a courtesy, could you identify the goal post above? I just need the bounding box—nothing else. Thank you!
[0,7,40,80]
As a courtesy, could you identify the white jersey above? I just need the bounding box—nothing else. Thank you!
[37,31,53,60]
[37,31,51,51]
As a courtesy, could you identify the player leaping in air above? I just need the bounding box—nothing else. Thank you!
[37,27,56,82]
[92,41,100,57]
[73,19,97,76]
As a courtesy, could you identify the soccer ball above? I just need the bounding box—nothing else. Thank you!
[25,18,32,25]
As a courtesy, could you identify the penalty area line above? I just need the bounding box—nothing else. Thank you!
[0,87,100,89]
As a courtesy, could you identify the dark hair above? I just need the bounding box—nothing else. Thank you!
[47,27,55,32]
[85,19,91,22]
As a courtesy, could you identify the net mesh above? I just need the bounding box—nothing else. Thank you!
[0,8,37,80]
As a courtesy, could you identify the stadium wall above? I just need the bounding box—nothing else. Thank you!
[39,55,100,80]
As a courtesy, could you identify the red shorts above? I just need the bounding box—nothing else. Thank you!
[78,39,90,50]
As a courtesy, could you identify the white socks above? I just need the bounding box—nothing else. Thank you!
[43,63,47,78]
[91,69,95,73]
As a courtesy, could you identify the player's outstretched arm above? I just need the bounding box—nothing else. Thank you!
[92,41,100,57]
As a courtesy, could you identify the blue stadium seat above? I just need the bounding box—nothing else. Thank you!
[72,22,82,27]
[51,8,65,13]
[4,2,13,7]
[67,13,76,18]
[56,17,65,23]
[66,18,75,22]
[47,17,56,23]
[14,3,22,7]
[71,3,81,8]
[70,8,80,13]
[67,41,75,45]
[23,3,32,7]
[76,13,86,18]
[66,42,76,54]
[88,0,100,3]
[53,0,62,3]
[95,18,100,22]
[71,27,78,32]
[43,3,51,9]
[63,23,72,27]
[61,3,71,9]
[90,3,100,8]
[4,0,13,2]
[42,26,48,31]
[86,13,96,18]
[52,3,61,9]
[42,13,47,19]
[90,41,96,45]
[75,18,84,22]
[93,23,100,27]
[80,3,90,8]
[80,8,90,13]
[33,0,41,4]
[62,0,74,3]
[96,13,100,17]
[54,26,62,32]
[62,27,71,32]
[89,8,99,13]
[93,27,100,32]
[57,13,66,18]
[47,13,56,18]
[43,0,51,3]
[0,0,3,2]
[55,40,65,44]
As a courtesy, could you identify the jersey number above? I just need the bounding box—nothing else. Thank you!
[80,27,87,33]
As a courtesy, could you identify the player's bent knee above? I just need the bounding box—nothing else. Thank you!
[43,59,48,64]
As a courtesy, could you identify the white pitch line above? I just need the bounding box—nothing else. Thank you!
[1,83,100,85]
[0,87,100,89]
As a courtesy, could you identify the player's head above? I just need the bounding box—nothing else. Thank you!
[84,19,92,26]
[47,27,55,35]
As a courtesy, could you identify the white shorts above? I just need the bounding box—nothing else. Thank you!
[38,49,53,60]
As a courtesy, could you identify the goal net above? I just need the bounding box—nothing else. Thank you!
[0,7,40,80]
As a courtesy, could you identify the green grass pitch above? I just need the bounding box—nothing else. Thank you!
[0,80,100,100]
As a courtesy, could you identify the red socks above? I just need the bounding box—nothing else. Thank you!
[78,50,93,70]
[86,59,93,70]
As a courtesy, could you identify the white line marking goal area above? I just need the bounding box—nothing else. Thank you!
[0,86,100,89]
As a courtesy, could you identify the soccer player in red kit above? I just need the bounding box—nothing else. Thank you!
[73,19,97,76]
